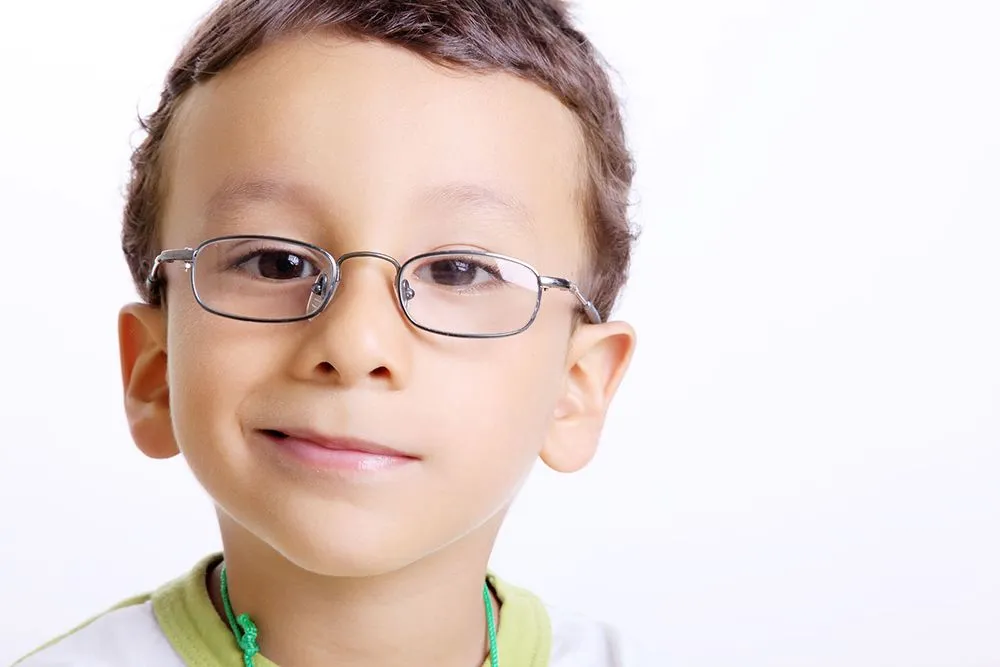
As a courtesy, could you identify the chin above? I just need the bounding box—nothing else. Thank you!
[209,466,510,578]
[283,548,418,578]
[272,533,436,578]
[247,509,439,578]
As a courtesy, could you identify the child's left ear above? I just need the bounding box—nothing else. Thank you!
[541,320,636,473]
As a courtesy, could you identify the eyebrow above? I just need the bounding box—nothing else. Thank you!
[203,177,535,236]
[205,177,316,219]
[420,183,535,232]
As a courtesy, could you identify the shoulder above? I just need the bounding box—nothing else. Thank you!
[546,603,632,667]
[489,572,634,667]
[14,599,185,667]
[15,554,224,667]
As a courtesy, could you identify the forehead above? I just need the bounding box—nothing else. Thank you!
[160,34,587,263]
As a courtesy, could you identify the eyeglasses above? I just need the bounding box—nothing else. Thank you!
[146,235,601,338]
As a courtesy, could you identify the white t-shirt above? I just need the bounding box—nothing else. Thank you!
[16,555,625,667]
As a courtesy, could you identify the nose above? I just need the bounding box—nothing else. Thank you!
[289,252,411,388]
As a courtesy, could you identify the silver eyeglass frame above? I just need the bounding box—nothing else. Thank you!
[146,234,602,339]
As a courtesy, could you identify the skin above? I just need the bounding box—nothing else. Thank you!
[119,34,635,667]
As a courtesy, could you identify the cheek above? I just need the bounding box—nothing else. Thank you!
[405,338,566,535]
[166,310,280,451]
[420,334,567,459]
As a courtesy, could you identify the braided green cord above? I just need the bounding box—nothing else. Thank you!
[483,582,500,667]
[219,562,499,666]
[219,564,260,667]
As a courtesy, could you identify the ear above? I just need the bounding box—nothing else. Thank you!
[119,303,179,460]
[540,320,636,473]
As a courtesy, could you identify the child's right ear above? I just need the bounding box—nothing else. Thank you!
[118,303,179,460]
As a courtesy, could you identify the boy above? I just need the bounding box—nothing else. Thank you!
[18,0,637,665]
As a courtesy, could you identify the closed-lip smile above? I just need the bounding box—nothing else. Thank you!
[258,428,418,472]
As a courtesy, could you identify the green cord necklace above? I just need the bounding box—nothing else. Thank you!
[219,563,500,667]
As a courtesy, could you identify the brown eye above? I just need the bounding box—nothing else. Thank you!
[414,255,504,290]
[252,251,316,280]
[236,250,319,281]
[429,258,479,286]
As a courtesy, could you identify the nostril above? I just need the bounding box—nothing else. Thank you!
[370,366,391,380]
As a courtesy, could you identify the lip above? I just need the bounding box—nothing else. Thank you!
[258,428,418,472]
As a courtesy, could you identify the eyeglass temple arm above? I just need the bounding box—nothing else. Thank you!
[540,276,602,324]
[146,248,196,288]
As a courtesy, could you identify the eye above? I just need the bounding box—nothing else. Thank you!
[416,256,504,289]
[237,249,320,281]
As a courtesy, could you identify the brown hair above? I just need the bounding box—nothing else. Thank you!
[122,0,636,319]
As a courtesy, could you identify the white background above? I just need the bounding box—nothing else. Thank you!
[1,1,998,665]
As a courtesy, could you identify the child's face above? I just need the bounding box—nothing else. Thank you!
[120,35,633,575]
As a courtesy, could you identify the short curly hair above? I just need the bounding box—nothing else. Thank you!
[122,0,637,320]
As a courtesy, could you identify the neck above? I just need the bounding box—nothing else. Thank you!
[209,514,503,667]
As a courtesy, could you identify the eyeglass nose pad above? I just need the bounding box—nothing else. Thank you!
[400,278,416,306]
[306,273,332,315]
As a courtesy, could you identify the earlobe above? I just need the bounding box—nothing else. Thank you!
[119,303,179,460]
[540,320,636,473]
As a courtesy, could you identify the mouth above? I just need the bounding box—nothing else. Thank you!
[258,429,418,472]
